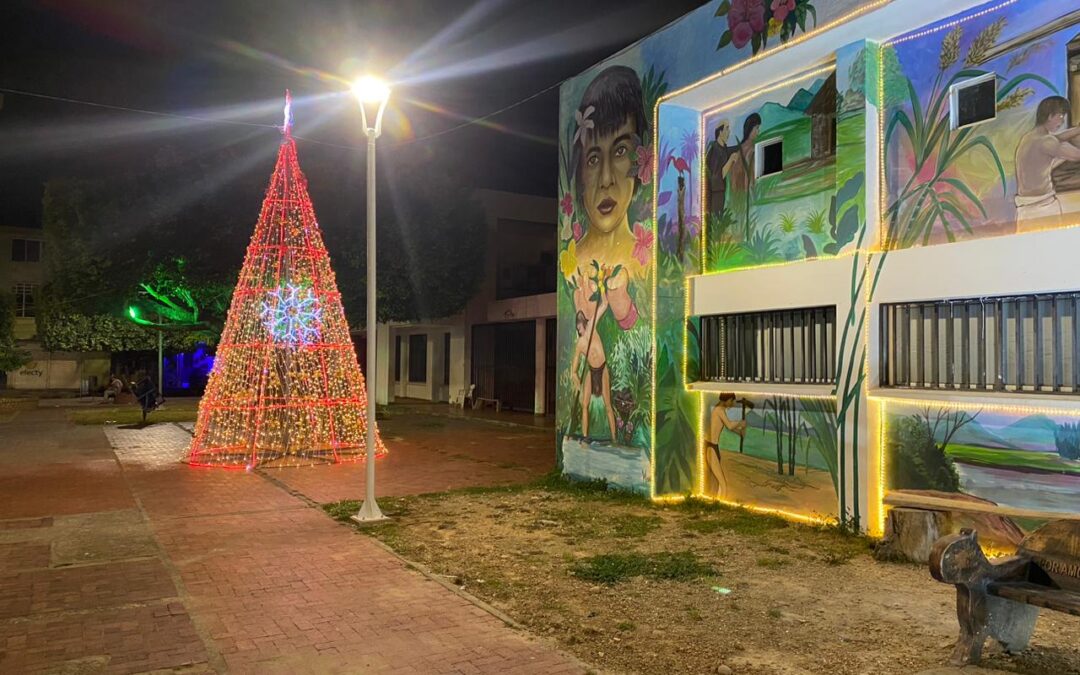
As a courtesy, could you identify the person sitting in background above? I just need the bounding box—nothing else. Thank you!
[103,374,123,402]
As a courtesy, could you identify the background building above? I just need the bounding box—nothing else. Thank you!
[557,0,1080,538]
[1,224,111,390]
[373,189,556,414]
[0,224,44,340]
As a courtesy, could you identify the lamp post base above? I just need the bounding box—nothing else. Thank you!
[351,500,388,524]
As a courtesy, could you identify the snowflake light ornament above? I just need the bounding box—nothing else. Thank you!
[262,283,322,346]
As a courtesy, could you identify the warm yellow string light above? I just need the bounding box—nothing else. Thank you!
[868,394,1080,417]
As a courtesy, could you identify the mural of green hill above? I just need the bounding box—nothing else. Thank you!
[949,418,1010,449]
[759,102,806,131]
[997,415,1058,452]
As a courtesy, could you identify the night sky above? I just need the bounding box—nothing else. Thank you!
[0,0,706,227]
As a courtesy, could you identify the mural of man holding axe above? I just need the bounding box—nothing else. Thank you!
[704,393,750,497]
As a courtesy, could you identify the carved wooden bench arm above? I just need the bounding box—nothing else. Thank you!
[929,529,1039,667]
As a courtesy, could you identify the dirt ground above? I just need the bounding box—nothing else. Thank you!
[329,482,1080,675]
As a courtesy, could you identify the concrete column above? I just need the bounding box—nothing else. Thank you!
[374,323,392,405]
[534,318,546,414]
[426,331,437,401]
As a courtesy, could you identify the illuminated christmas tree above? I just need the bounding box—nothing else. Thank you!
[189,92,386,468]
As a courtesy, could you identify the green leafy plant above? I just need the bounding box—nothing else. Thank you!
[823,172,865,255]
[610,326,653,438]
[803,208,827,234]
[742,229,780,264]
[779,212,798,234]
[0,292,31,372]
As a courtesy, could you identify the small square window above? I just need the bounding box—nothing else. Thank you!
[11,239,41,263]
[951,74,996,129]
[755,138,783,177]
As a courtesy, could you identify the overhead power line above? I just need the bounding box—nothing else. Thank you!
[0,82,562,151]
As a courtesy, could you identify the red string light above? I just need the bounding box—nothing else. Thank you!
[188,101,386,469]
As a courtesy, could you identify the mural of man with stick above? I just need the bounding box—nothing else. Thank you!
[1014,96,1080,232]
[704,394,748,496]
[564,65,649,442]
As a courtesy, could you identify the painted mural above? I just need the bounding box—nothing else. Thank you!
[558,0,883,500]
[703,393,839,519]
[885,402,1080,544]
[715,0,822,55]
[884,0,1080,248]
[557,64,657,491]
[703,67,867,272]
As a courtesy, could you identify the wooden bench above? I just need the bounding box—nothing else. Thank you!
[930,521,1080,666]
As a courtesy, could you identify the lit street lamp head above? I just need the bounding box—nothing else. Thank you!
[351,75,391,137]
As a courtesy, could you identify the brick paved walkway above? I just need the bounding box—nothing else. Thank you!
[0,406,582,674]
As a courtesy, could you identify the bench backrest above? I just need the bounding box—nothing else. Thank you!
[1019,521,1080,593]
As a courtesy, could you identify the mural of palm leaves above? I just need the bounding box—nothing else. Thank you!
[884,19,1057,248]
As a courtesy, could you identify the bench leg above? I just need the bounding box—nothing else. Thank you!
[951,585,989,666]
[986,595,1038,654]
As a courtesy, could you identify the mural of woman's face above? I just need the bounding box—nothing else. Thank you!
[581,117,637,235]
[1047,111,1066,132]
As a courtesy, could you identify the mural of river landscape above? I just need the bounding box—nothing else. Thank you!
[703,393,839,519]
[884,0,1080,248]
[886,403,1080,542]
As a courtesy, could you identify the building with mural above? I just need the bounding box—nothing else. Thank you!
[557,0,1080,536]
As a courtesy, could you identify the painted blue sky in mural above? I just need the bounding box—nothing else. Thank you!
[891,0,1070,93]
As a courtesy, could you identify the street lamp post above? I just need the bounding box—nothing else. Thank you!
[351,76,391,524]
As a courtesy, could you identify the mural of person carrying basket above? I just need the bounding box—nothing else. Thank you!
[704,393,750,497]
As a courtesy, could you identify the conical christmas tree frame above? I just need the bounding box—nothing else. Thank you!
[189,98,385,468]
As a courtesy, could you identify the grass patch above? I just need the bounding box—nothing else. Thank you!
[756,556,789,569]
[946,443,1080,475]
[610,514,662,538]
[678,502,789,537]
[322,496,412,522]
[616,621,636,632]
[570,550,714,585]
[767,608,782,619]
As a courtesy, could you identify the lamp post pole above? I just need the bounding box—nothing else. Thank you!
[352,76,390,524]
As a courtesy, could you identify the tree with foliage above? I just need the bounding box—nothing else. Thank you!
[888,407,977,492]
[0,291,31,372]
[332,157,487,325]
[1055,422,1080,461]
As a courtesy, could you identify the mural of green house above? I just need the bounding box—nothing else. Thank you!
[557,0,1080,535]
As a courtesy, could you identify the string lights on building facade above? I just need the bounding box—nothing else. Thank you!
[188,91,386,469]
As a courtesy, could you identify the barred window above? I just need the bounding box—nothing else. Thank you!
[880,292,1080,394]
[700,306,836,384]
[12,283,36,318]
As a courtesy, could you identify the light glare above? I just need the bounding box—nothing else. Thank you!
[351,76,391,104]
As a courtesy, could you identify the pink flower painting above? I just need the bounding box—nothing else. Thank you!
[632,223,653,267]
[634,144,654,185]
[560,192,574,217]
[770,0,795,22]
[728,0,766,49]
